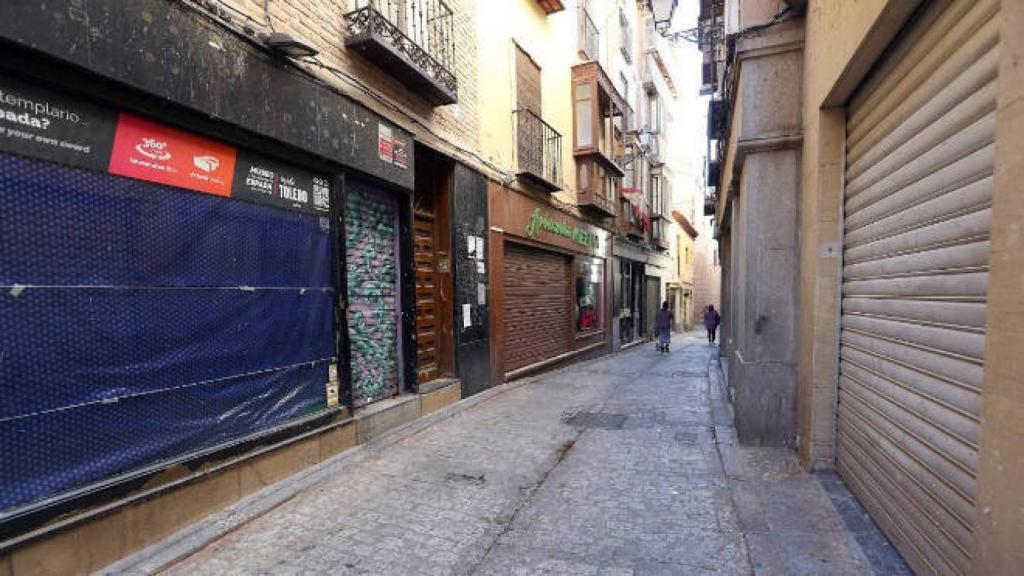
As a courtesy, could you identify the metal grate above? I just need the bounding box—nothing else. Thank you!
[565,412,628,430]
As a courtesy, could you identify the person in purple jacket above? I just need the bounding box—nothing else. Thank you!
[704,304,721,344]
[655,301,674,353]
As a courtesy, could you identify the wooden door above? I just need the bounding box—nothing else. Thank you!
[414,210,440,383]
[413,151,454,385]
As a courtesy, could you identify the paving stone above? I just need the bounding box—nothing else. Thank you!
[155,333,899,576]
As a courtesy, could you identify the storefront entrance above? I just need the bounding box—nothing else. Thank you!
[502,242,572,372]
[618,259,645,345]
[345,180,403,407]
[645,276,661,339]
[413,150,455,385]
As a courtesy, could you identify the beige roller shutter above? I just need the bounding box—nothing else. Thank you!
[838,0,998,574]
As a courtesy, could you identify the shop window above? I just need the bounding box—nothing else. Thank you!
[576,256,604,333]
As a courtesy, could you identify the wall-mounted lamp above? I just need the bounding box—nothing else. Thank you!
[620,128,653,166]
[262,31,319,58]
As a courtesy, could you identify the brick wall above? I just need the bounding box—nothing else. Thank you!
[215,0,480,166]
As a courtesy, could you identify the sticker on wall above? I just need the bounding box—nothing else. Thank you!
[475,237,485,260]
[378,123,393,164]
[392,136,408,169]
[462,303,472,328]
[109,113,237,196]
[0,73,118,172]
[477,283,486,305]
[476,261,485,274]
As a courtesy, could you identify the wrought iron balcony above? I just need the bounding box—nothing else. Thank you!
[344,0,457,106]
[515,108,562,192]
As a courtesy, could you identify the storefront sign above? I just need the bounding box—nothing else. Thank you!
[525,208,598,248]
[109,113,237,197]
[0,74,118,172]
[231,151,330,214]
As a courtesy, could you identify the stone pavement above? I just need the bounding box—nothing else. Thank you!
[116,332,908,575]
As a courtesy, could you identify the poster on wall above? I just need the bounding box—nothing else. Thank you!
[392,136,408,169]
[378,123,393,164]
[0,74,118,172]
[231,150,331,215]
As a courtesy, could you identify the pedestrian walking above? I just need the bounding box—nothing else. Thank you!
[703,305,721,344]
[655,301,674,353]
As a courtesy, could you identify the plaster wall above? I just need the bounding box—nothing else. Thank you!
[973,0,1024,570]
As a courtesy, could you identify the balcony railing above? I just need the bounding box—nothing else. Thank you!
[344,0,457,105]
[578,3,599,61]
[515,108,562,192]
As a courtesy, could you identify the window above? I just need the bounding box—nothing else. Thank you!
[619,72,629,104]
[619,8,632,63]
[574,83,594,149]
[576,256,604,333]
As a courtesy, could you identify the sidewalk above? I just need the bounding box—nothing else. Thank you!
[105,333,907,575]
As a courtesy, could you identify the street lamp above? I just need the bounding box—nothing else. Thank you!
[649,0,679,34]
[620,128,653,166]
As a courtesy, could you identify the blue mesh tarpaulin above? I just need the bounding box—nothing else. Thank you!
[0,152,335,515]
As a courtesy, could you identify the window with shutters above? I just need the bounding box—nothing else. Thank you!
[619,7,632,63]
[514,44,561,191]
[577,0,599,60]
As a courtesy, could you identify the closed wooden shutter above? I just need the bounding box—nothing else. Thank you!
[516,45,544,178]
[838,1,998,574]
[414,211,439,383]
[503,242,571,372]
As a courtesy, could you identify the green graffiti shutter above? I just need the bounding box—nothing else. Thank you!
[346,181,401,406]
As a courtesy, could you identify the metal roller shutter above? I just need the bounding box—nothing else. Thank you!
[503,242,571,372]
[838,1,998,574]
[346,181,402,407]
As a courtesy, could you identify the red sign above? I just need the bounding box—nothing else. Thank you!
[108,113,237,197]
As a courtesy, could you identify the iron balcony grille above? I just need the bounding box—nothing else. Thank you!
[515,107,562,192]
[344,0,458,105]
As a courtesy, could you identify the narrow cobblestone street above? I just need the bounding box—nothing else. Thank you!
[119,334,905,575]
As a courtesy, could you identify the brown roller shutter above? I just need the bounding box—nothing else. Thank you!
[838,0,998,574]
[503,242,571,372]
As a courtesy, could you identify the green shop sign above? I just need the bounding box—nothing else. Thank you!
[525,208,598,248]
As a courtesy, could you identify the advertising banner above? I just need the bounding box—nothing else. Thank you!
[108,113,237,197]
[232,150,331,215]
[0,72,330,214]
[0,74,118,172]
